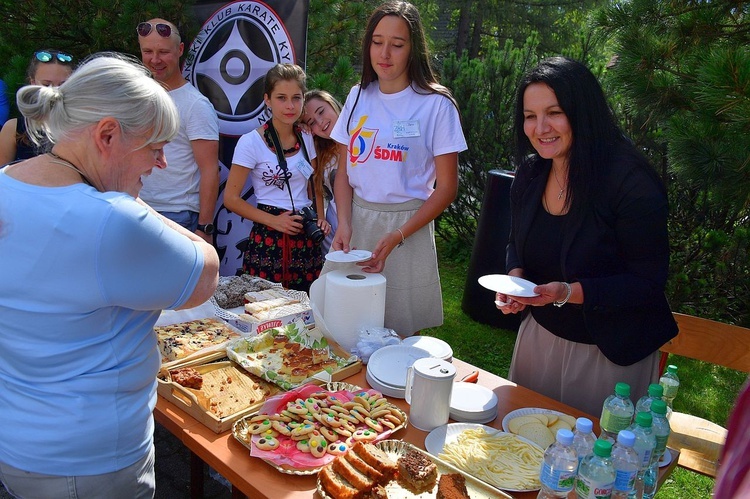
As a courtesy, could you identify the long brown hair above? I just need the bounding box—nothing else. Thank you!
[304,90,342,200]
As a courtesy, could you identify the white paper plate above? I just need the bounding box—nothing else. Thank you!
[449,384,498,423]
[365,369,406,399]
[324,249,372,263]
[424,423,543,492]
[478,274,539,297]
[501,407,574,433]
[367,344,432,388]
[402,336,453,361]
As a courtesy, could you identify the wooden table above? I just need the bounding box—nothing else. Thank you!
[154,358,679,498]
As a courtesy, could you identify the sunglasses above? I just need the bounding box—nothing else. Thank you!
[136,22,175,38]
[35,51,73,64]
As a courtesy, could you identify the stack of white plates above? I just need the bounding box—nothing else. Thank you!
[401,336,453,361]
[365,345,432,399]
[449,383,499,424]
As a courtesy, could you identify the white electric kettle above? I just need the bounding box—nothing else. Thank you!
[405,357,456,431]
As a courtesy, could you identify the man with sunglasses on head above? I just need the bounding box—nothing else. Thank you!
[137,18,220,243]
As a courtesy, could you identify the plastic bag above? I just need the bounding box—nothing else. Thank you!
[351,327,401,364]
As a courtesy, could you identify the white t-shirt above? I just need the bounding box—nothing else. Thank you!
[330,82,467,203]
[231,128,317,211]
[139,82,219,213]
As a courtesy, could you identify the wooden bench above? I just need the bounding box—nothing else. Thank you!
[658,312,750,477]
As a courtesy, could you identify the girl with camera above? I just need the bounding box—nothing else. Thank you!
[225,64,330,293]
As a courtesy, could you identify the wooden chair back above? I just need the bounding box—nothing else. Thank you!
[658,312,750,477]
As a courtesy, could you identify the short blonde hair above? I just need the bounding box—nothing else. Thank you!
[17,52,179,148]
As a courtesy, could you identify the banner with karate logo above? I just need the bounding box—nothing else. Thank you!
[185,0,310,276]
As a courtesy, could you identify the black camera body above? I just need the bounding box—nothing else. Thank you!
[298,206,324,244]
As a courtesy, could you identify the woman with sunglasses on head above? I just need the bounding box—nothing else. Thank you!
[0,49,74,164]
[326,1,467,337]
[0,53,218,498]
[303,89,343,255]
[224,64,331,293]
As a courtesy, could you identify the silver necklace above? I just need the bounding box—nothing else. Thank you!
[47,152,94,187]
[552,167,566,200]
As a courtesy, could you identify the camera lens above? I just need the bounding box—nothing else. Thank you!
[299,207,324,244]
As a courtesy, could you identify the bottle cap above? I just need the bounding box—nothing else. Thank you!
[667,365,678,374]
[617,430,636,447]
[593,439,613,457]
[615,382,631,397]
[635,411,653,427]
[556,428,575,445]
[576,417,593,434]
[651,399,668,415]
[648,384,664,397]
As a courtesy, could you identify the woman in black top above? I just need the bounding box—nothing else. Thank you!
[497,57,677,416]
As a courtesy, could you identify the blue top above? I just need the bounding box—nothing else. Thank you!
[0,79,8,125]
[0,170,204,475]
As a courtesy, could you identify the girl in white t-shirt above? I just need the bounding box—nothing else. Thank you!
[303,89,343,255]
[327,1,467,336]
[225,64,330,293]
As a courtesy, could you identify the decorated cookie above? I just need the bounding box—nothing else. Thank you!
[319,426,338,442]
[255,435,279,451]
[296,439,311,453]
[352,428,378,442]
[365,417,384,432]
[327,441,349,456]
[271,420,292,435]
[249,420,273,434]
[309,435,328,458]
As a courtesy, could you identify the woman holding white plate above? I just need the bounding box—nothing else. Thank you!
[497,57,677,417]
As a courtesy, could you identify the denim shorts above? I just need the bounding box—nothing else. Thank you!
[159,210,199,232]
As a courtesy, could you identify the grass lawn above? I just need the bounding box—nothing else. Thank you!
[424,242,748,498]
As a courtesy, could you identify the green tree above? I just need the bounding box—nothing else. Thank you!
[437,37,539,247]
[594,0,750,324]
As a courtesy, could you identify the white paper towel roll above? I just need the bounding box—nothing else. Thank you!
[322,270,386,353]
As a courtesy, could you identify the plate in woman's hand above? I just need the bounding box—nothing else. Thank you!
[478,274,539,297]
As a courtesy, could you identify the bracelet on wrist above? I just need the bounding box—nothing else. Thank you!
[553,282,572,307]
[396,228,405,248]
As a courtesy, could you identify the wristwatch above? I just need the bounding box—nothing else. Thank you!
[196,223,215,235]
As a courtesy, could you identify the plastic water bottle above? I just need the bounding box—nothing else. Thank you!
[635,383,663,415]
[572,417,597,468]
[659,364,680,409]
[627,412,657,499]
[641,459,658,499]
[576,439,615,499]
[599,382,635,443]
[538,428,579,498]
[611,430,639,499]
[650,399,671,461]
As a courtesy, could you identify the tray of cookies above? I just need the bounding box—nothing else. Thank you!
[232,383,407,475]
[157,360,283,433]
[316,439,511,499]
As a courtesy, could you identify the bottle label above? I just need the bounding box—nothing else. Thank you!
[600,409,632,433]
[540,462,576,491]
[639,449,653,468]
[576,475,614,499]
[613,468,636,492]
[654,434,668,455]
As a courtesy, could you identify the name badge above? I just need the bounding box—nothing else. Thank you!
[295,159,314,180]
[393,120,420,138]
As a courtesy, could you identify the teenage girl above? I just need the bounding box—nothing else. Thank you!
[303,89,343,255]
[225,63,330,293]
[327,1,467,336]
[0,49,74,164]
